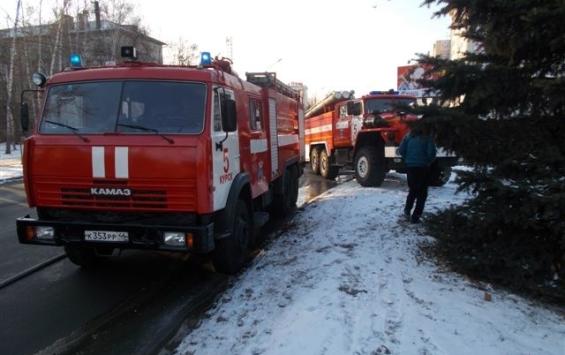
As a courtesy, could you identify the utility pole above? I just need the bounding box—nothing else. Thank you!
[225,36,233,60]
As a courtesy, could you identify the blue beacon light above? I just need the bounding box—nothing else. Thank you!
[69,53,83,68]
[200,52,212,66]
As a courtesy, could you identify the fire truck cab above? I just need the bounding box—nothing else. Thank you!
[16,49,304,274]
[305,90,456,187]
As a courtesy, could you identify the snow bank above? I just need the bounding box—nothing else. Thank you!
[175,178,565,355]
[0,142,23,182]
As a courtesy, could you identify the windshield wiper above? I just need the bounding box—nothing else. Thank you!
[116,123,175,144]
[44,120,89,142]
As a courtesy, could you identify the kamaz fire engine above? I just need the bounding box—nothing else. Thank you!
[16,48,304,274]
[304,90,456,186]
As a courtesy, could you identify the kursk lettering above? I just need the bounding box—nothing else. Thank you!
[90,187,132,196]
[219,173,233,184]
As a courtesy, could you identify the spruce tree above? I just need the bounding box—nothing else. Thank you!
[417,0,565,300]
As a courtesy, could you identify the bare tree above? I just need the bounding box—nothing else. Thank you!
[169,38,198,66]
[98,0,142,62]
[4,0,22,154]
[49,0,71,76]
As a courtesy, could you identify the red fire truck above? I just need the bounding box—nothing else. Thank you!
[16,48,304,274]
[305,90,456,186]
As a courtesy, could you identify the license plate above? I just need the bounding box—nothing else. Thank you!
[84,230,128,243]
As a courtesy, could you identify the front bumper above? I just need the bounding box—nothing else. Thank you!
[16,217,215,253]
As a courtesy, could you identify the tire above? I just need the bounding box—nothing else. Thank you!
[354,146,386,187]
[320,149,339,180]
[273,166,299,216]
[429,165,452,186]
[65,245,99,268]
[213,199,251,274]
[310,147,321,175]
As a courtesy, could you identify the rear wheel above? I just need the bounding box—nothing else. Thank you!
[310,147,320,175]
[273,166,299,216]
[354,146,386,187]
[65,246,99,268]
[213,199,251,274]
[429,165,452,186]
[320,149,339,180]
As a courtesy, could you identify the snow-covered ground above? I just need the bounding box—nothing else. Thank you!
[175,175,565,355]
[0,142,24,183]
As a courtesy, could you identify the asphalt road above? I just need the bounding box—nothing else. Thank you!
[0,169,341,355]
[0,183,63,282]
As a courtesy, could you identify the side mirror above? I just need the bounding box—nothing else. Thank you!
[20,102,30,132]
[221,99,237,132]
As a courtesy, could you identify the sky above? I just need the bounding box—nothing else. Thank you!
[0,0,451,99]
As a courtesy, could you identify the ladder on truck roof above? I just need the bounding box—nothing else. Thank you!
[245,72,300,101]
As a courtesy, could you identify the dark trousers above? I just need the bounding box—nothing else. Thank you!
[405,167,430,219]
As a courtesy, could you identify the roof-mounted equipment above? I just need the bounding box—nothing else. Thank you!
[69,54,83,68]
[121,46,137,60]
[369,89,398,96]
[245,72,300,100]
[200,52,212,66]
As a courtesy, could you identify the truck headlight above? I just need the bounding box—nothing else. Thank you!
[164,232,186,247]
[36,226,55,240]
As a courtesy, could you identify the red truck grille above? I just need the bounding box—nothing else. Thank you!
[61,187,167,209]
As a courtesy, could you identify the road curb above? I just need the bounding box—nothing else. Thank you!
[0,254,67,290]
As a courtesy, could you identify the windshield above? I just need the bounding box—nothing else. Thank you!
[40,81,207,134]
[364,98,415,114]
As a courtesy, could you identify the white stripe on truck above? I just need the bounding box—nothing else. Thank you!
[115,147,129,179]
[92,146,105,178]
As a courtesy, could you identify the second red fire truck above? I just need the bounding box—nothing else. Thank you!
[16,48,304,274]
[305,90,456,186]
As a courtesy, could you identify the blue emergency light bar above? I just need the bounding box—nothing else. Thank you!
[370,90,399,95]
[69,53,83,68]
[200,52,212,66]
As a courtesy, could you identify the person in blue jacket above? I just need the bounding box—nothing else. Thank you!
[398,126,437,223]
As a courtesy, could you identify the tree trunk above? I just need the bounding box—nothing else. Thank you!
[4,0,22,154]
[35,0,43,117]
[20,4,36,118]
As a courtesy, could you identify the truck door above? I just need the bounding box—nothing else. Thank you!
[349,101,364,145]
[334,103,352,148]
[335,100,363,148]
[211,87,240,212]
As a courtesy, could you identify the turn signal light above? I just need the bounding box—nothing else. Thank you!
[25,226,35,241]
[185,233,194,249]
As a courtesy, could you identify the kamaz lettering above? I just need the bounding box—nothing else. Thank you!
[90,188,132,196]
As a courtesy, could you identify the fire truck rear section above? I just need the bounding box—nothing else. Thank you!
[304,91,456,187]
[16,50,304,274]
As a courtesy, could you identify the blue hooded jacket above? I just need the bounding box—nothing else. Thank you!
[398,133,437,167]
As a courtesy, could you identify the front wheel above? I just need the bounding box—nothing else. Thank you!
[354,146,386,187]
[65,246,99,268]
[212,199,251,274]
[429,165,452,186]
